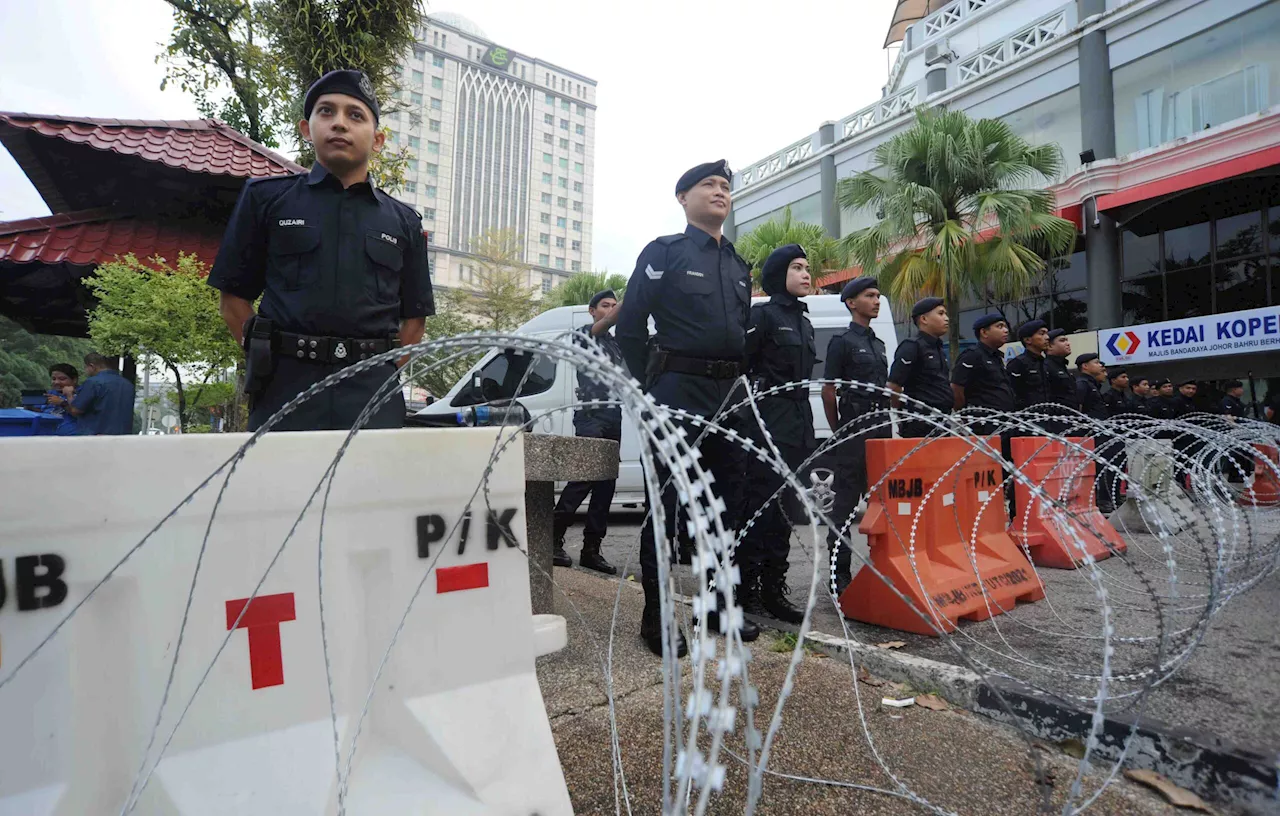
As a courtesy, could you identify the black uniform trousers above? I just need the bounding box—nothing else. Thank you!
[828,408,892,577]
[249,356,405,432]
[554,412,622,544]
[638,373,747,589]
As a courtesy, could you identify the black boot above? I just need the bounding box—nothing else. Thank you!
[579,537,617,575]
[552,534,572,568]
[759,566,805,625]
[705,582,760,642]
[741,564,769,618]
[640,582,687,658]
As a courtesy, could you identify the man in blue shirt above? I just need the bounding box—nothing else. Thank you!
[70,353,135,435]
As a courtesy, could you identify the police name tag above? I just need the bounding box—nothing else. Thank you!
[380,233,399,246]
[278,219,306,227]
[685,270,705,278]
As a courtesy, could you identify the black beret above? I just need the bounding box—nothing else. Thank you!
[761,244,806,296]
[675,159,732,195]
[1107,367,1128,380]
[1132,375,1150,386]
[840,276,878,301]
[304,69,380,122]
[1075,353,1099,367]
[1156,378,1172,387]
[1017,319,1048,339]
[1048,328,1067,341]
[1225,380,1243,389]
[1179,378,1196,386]
[588,289,616,309]
[911,297,944,320]
[972,314,1005,335]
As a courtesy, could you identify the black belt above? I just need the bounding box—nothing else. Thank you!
[277,331,397,365]
[659,353,741,380]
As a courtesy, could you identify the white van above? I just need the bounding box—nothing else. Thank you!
[411,293,898,506]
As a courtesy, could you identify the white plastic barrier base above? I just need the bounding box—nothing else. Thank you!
[1113,438,1197,535]
[0,429,571,816]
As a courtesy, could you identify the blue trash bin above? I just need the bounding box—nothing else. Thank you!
[0,408,63,437]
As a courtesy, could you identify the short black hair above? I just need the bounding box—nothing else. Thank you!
[84,352,111,368]
[1225,380,1244,390]
[49,363,78,381]
[1132,376,1150,387]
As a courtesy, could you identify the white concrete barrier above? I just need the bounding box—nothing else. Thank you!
[0,429,571,815]
[1112,438,1197,535]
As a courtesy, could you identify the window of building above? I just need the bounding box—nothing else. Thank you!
[1165,222,1211,271]
[425,185,437,198]
[428,119,440,132]
[553,236,564,248]
[574,162,583,173]
[572,220,582,232]
[425,162,438,176]
[541,192,552,204]
[544,133,554,144]
[544,113,554,125]
[542,275,554,294]
[427,141,439,154]
[1217,211,1264,259]
[573,181,583,193]
[467,45,473,60]
[539,253,549,265]
[539,233,550,244]
[430,98,441,110]
[572,261,582,272]
[541,212,551,224]
[559,137,569,149]
[575,124,585,135]
[559,118,569,130]
[556,196,567,207]
[555,216,566,228]
[576,103,586,115]
[572,200,582,212]
[1001,90,1082,180]
[575,142,584,153]
[412,69,424,85]
[433,55,445,68]
[405,181,417,193]
[423,207,435,221]
[408,135,420,148]
[556,257,565,269]
[432,76,443,90]
[558,157,568,169]
[546,92,555,104]
[1113,1,1280,155]
[572,240,581,251]
[543,152,553,164]
[560,99,569,110]
[442,34,447,47]
[558,176,568,188]
[542,172,553,183]
[413,44,426,60]
[411,91,423,106]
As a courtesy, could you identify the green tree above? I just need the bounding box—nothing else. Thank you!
[837,107,1077,364]
[0,316,94,408]
[85,253,242,432]
[543,270,627,310]
[406,288,481,399]
[735,207,850,290]
[455,228,543,330]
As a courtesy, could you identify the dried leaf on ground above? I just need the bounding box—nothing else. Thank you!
[915,693,949,711]
[857,667,887,687]
[875,640,906,649]
[1123,769,1213,811]
[1058,738,1087,759]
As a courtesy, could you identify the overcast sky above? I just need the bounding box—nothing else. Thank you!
[0,0,898,273]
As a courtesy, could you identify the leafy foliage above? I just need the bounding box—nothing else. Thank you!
[85,253,241,432]
[837,107,1077,362]
[453,228,543,331]
[543,271,628,310]
[735,207,849,290]
[0,317,94,408]
[407,288,481,399]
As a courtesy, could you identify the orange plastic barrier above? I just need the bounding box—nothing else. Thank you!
[1240,445,1280,506]
[840,436,1044,636]
[1009,436,1127,569]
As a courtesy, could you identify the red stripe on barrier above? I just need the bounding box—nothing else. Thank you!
[437,563,489,593]
[225,592,296,690]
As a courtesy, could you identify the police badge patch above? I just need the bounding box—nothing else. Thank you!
[358,73,375,98]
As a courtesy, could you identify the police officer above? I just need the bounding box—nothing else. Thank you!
[1007,320,1052,416]
[888,297,954,438]
[616,159,757,656]
[1076,353,1117,513]
[1130,376,1154,416]
[1173,380,1199,416]
[821,276,889,595]
[1221,380,1247,419]
[1150,379,1177,419]
[210,70,434,431]
[739,244,814,624]
[1220,380,1252,482]
[1045,329,1078,411]
[551,289,623,575]
[1102,369,1132,417]
[951,314,1015,436]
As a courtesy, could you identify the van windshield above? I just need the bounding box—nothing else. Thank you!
[453,349,557,406]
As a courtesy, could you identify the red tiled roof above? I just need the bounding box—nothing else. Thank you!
[0,209,223,268]
[0,112,303,178]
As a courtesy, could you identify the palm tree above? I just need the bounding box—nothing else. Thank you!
[735,207,849,291]
[837,107,1077,364]
[543,270,628,309]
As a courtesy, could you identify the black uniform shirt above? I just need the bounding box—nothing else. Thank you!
[889,333,954,412]
[744,294,816,448]
[951,343,1015,412]
[1102,387,1129,417]
[1172,394,1197,417]
[1148,396,1176,420]
[824,321,889,409]
[1126,392,1151,416]
[1221,394,1247,418]
[1007,350,1051,410]
[1077,375,1107,420]
[615,223,752,379]
[1046,354,1077,408]
[209,163,434,338]
[573,323,624,402]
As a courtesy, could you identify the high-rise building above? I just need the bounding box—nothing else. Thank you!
[386,12,598,297]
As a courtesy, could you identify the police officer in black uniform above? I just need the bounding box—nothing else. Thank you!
[821,276,889,595]
[1102,369,1131,417]
[1130,376,1155,416]
[1173,380,1199,416]
[1076,353,1118,512]
[951,314,1015,436]
[552,289,623,575]
[888,297,954,438]
[1150,379,1178,419]
[616,159,757,657]
[210,70,434,431]
[1007,320,1052,418]
[1046,328,1078,411]
[1220,380,1252,482]
[739,244,814,624]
